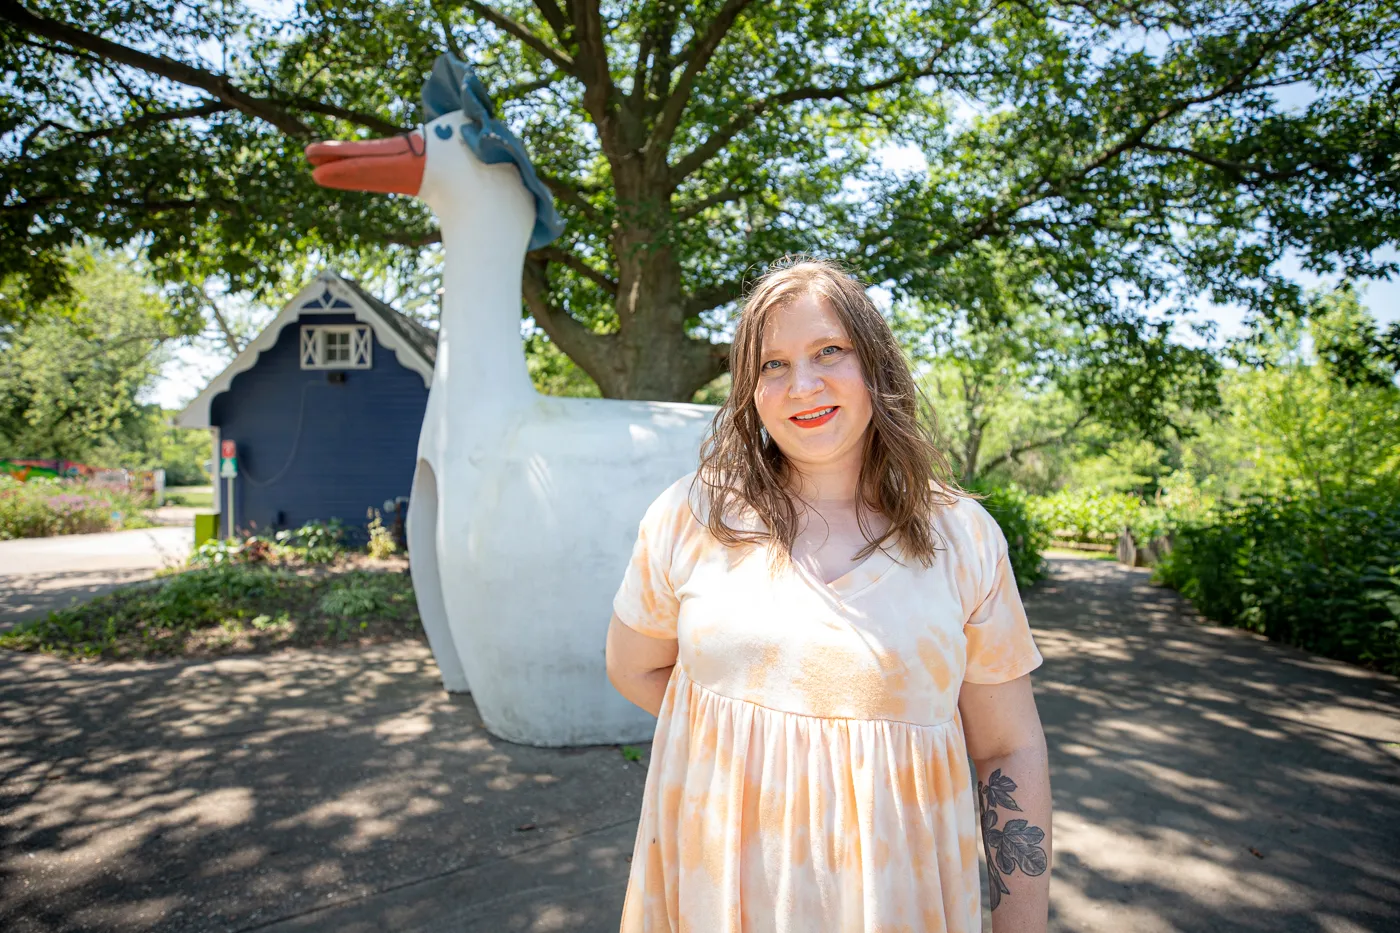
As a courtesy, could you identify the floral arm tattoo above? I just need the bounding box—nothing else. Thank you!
[977,768,1048,911]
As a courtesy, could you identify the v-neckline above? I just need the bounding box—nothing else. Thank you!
[789,543,900,603]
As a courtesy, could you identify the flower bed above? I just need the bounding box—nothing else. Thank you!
[0,476,154,539]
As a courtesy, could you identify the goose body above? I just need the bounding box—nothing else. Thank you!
[309,56,714,745]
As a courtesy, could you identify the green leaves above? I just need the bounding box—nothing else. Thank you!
[3,0,1398,398]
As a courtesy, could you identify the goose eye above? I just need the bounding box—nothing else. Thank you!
[434,124,453,140]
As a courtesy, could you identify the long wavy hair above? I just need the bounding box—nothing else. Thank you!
[696,257,960,567]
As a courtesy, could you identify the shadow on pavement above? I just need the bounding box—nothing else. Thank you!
[0,570,160,631]
[0,556,1396,932]
[0,643,645,933]
[1031,556,1400,933]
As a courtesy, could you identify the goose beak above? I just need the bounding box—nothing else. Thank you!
[306,132,426,195]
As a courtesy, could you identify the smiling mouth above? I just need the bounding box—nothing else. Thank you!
[790,406,838,428]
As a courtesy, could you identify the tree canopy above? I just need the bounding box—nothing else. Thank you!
[0,249,175,461]
[3,0,1397,401]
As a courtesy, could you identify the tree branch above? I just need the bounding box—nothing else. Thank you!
[0,1,404,137]
[34,102,233,148]
[976,412,1092,477]
[463,1,576,74]
[528,245,618,293]
[498,68,566,101]
[430,0,467,60]
[530,0,572,42]
[1138,143,1315,183]
[568,0,618,136]
[669,63,981,185]
[522,257,615,381]
[674,185,747,222]
[536,171,606,224]
[648,0,758,153]
[383,230,442,247]
[925,9,1320,259]
[685,276,745,317]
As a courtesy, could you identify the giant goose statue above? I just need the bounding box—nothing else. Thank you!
[307,55,715,746]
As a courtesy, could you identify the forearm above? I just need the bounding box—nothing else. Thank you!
[608,664,674,717]
[973,741,1052,932]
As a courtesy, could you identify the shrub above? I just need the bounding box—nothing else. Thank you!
[0,565,419,659]
[0,475,153,539]
[1027,487,1145,544]
[972,484,1050,589]
[275,519,345,563]
[318,572,413,640]
[1154,491,1400,674]
[366,508,398,559]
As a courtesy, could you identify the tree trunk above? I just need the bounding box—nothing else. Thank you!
[591,174,728,401]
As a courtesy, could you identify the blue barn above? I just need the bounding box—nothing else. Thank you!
[177,271,436,540]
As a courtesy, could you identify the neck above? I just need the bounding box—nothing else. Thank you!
[434,190,543,403]
[784,452,866,508]
[434,206,536,404]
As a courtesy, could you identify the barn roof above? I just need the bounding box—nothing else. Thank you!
[175,271,438,429]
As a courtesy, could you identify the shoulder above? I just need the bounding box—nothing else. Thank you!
[638,472,708,536]
[930,493,1008,564]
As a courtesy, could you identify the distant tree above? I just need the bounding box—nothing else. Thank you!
[897,249,1219,485]
[0,250,177,461]
[1215,289,1400,498]
[2,0,1397,400]
[1045,286,1400,499]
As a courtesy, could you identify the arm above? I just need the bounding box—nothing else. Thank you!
[605,613,679,717]
[959,673,1052,932]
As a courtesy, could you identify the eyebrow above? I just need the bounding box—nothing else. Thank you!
[760,334,848,356]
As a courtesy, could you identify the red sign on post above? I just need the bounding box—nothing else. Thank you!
[221,440,236,459]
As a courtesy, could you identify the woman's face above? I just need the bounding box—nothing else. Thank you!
[752,293,873,475]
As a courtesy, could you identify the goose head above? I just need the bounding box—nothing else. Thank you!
[305,54,563,253]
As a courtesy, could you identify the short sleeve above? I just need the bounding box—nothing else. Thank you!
[611,481,687,639]
[963,522,1043,685]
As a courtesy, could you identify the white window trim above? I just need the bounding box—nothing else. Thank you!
[300,324,372,370]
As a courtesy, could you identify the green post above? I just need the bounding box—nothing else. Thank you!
[194,512,220,549]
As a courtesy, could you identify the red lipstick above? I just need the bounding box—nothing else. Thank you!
[789,405,839,428]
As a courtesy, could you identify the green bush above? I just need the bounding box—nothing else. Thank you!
[319,571,413,639]
[1154,491,1400,674]
[275,519,345,563]
[973,484,1050,589]
[0,475,153,539]
[1027,487,1145,543]
[0,565,419,659]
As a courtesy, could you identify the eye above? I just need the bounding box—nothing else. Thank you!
[819,345,844,358]
[761,359,784,372]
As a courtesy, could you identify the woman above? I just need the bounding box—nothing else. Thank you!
[605,258,1051,933]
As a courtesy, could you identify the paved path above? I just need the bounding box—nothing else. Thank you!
[1,556,1397,932]
[0,527,194,630]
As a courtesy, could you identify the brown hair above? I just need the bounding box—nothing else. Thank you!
[695,257,960,567]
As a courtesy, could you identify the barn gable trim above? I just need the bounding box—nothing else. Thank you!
[176,272,435,428]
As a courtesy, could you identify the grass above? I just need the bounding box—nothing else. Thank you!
[0,564,423,660]
[162,485,213,509]
[1044,547,1119,562]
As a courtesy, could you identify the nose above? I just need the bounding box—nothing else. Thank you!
[788,359,824,398]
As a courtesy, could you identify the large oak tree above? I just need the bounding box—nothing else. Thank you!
[2,0,1397,400]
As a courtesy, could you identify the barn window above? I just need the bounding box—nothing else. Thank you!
[300,325,372,370]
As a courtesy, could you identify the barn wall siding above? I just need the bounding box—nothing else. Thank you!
[210,313,427,539]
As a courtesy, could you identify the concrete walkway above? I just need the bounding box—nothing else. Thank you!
[0,526,194,630]
[0,556,1397,932]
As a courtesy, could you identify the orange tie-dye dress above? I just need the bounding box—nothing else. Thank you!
[612,474,1043,933]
